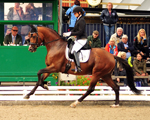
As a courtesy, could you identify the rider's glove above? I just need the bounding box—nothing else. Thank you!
[63,32,71,37]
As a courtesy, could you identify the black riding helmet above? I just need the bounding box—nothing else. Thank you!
[73,6,84,15]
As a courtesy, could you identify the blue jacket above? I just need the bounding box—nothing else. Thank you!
[100,9,118,25]
[66,5,86,28]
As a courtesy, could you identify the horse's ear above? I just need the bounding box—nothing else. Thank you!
[30,24,37,32]
[30,24,34,29]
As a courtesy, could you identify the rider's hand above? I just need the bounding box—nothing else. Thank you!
[63,32,71,37]
[117,78,120,83]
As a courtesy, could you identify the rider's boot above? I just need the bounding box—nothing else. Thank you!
[73,51,82,73]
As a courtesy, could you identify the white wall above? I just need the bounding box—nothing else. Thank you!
[101,0,149,11]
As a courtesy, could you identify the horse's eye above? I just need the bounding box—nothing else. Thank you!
[32,36,36,39]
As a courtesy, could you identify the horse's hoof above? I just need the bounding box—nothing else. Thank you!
[110,104,119,108]
[44,84,49,90]
[23,95,30,99]
[70,100,80,108]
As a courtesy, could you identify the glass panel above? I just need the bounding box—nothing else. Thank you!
[4,3,53,21]
[4,24,54,45]
[44,3,53,21]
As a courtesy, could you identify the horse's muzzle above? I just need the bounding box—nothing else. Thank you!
[28,45,37,52]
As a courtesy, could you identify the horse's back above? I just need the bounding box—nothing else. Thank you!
[90,48,115,69]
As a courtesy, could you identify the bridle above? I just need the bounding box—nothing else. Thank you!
[29,31,66,48]
[29,32,42,48]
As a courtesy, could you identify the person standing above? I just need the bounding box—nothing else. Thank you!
[25,3,39,20]
[7,3,24,20]
[87,30,101,48]
[100,2,118,45]
[65,0,86,31]
[7,3,24,36]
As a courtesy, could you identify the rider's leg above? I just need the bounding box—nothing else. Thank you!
[73,51,81,72]
[71,39,87,72]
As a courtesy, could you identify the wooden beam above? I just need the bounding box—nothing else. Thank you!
[62,1,141,6]
[101,2,141,6]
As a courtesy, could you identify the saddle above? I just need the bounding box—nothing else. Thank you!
[64,37,91,73]
[66,37,91,62]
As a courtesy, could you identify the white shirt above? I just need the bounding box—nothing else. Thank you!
[11,34,16,43]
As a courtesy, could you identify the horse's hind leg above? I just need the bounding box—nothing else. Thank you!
[102,74,120,107]
[70,75,98,108]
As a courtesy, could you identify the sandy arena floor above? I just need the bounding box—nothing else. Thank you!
[0,104,149,120]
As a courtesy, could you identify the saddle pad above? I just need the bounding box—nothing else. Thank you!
[65,46,91,63]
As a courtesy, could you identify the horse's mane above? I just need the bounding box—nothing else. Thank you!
[38,26,66,41]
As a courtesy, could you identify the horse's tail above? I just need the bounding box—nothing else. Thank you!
[114,56,141,94]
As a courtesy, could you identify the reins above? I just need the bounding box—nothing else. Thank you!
[29,27,67,47]
[44,38,62,45]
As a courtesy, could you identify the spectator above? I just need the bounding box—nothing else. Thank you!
[25,3,39,20]
[7,3,24,36]
[23,36,30,45]
[7,3,24,20]
[133,29,149,60]
[118,34,134,60]
[110,27,124,45]
[65,0,86,31]
[100,2,118,45]
[5,29,11,36]
[87,30,101,48]
[114,52,127,86]
[133,53,148,86]
[4,26,22,45]
[105,37,118,56]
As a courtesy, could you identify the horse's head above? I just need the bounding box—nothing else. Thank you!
[28,25,43,52]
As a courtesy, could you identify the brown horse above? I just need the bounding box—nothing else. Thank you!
[24,25,141,107]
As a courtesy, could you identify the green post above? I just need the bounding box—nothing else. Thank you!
[0,24,4,45]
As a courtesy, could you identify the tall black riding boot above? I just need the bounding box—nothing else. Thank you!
[73,51,82,73]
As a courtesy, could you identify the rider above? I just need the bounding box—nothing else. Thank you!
[63,6,87,73]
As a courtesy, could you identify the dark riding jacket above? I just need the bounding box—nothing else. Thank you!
[71,16,87,39]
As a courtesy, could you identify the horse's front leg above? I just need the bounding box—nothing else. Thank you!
[24,66,55,99]
[39,73,50,90]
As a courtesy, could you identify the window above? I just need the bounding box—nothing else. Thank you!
[4,3,53,21]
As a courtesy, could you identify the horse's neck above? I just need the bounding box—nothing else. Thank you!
[39,27,67,58]
[45,37,67,57]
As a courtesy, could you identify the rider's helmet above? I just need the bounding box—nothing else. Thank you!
[73,6,84,15]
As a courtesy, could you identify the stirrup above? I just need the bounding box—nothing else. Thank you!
[77,67,82,73]
[71,67,82,73]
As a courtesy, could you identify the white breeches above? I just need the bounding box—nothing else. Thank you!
[71,39,87,54]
